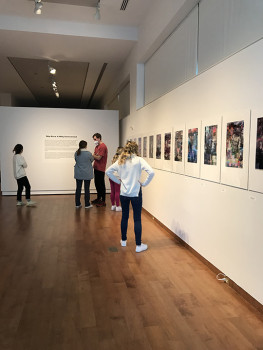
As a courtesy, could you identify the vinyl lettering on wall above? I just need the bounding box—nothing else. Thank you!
[45,135,78,160]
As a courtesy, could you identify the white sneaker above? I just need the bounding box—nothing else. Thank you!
[120,240,127,247]
[16,201,25,206]
[111,205,116,211]
[85,205,93,209]
[75,204,82,208]
[26,200,37,207]
[135,243,148,253]
[116,206,122,212]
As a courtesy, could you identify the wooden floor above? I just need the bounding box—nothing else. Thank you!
[0,194,263,350]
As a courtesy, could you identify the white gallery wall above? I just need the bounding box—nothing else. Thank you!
[0,107,119,195]
[120,38,263,305]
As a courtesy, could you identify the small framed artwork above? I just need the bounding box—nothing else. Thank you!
[143,136,148,159]
[249,111,263,193]
[200,116,222,183]
[137,136,142,157]
[155,132,162,169]
[163,130,172,171]
[148,134,155,167]
[172,125,185,174]
[221,111,250,189]
[185,121,201,178]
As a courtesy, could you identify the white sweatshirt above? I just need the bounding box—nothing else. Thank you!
[106,155,154,197]
[13,154,27,179]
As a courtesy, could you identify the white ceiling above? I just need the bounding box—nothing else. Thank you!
[0,0,152,108]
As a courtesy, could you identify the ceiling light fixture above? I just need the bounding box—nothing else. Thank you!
[94,0,101,20]
[48,66,56,75]
[34,0,43,15]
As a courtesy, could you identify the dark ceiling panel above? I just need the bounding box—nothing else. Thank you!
[8,57,90,108]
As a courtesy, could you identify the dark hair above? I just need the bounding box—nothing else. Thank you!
[93,133,101,140]
[13,144,23,154]
[76,140,87,156]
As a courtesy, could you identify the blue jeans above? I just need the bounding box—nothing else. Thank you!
[75,179,91,207]
[120,189,142,246]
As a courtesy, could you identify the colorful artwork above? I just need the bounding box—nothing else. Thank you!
[204,125,217,165]
[149,135,154,158]
[174,130,183,162]
[188,128,198,163]
[156,134,161,159]
[164,132,171,160]
[226,121,244,168]
[138,137,142,156]
[143,136,147,157]
[256,117,263,169]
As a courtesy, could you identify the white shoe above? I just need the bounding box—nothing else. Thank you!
[120,240,127,247]
[136,243,148,253]
[75,204,82,208]
[116,206,122,212]
[111,205,116,211]
[85,205,93,209]
[17,201,25,206]
[26,200,37,207]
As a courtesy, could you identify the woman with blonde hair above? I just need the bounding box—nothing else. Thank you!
[106,141,154,252]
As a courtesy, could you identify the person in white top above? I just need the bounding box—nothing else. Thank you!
[13,144,36,206]
[106,141,154,253]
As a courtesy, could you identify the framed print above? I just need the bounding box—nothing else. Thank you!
[185,121,201,178]
[143,136,148,159]
[221,111,250,189]
[148,134,155,167]
[172,125,185,174]
[163,130,173,171]
[249,111,263,193]
[137,136,142,156]
[200,116,222,183]
[155,132,162,169]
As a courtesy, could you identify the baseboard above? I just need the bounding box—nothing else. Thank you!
[142,208,263,315]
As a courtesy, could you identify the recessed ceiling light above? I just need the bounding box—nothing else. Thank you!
[49,66,56,75]
[34,0,43,15]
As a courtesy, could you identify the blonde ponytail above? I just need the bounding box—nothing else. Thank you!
[118,141,138,165]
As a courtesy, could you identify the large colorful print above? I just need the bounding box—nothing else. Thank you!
[204,125,217,165]
[164,132,171,160]
[174,130,183,162]
[256,117,263,169]
[188,128,198,163]
[226,121,244,168]
[156,134,161,159]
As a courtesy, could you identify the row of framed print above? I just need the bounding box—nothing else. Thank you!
[129,111,263,193]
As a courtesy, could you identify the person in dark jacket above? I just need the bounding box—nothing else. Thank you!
[74,140,94,208]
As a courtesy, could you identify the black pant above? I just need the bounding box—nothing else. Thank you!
[17,176,31,201]
[75,179,91,207]
[94,169,106,202]
[120,189,142,245]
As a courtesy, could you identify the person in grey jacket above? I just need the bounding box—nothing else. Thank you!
[74,140,94,209]
[13,144,36,206]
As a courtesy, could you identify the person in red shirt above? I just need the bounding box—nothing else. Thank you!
[92,133,108,207]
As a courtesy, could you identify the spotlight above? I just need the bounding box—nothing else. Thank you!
[55,92,60,98]
[49,66,56,75]
[34,0,43,15]
[94,0,100,20]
